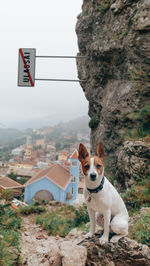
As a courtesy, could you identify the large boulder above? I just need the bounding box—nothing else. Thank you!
[60,241,87,266]
[117,140,150,187]
[79,234,150,266]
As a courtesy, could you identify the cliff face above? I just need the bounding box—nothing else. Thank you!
[76,0,150,184]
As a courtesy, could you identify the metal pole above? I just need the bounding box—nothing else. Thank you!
[35,78,86,82]
[35,55,87,59]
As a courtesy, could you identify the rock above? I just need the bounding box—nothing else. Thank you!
[117,140,150,187]
[27,254,39,266]
[65,228,86,245]
[110,0,124,14]
[47,240,61,266]
[24,231,30,236]
[76,0,150,177]
[60,241,87,266]
[79,234,150,266]
[36,239,62,266]
[68,228,78,236]
[36,234,48,240]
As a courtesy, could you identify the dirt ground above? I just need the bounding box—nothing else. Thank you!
[20,213,63,265]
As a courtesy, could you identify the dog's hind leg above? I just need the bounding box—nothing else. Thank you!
[110,214,128,243]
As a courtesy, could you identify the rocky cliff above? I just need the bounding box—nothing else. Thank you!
[76,0,150,185]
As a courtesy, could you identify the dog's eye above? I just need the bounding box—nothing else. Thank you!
[84,165,89,170]
[97,164,101,169]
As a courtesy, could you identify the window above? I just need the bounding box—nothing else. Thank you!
[72,176,76,183]
[72,187,74,194]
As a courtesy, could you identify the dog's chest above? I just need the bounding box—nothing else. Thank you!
[84,189,108,213]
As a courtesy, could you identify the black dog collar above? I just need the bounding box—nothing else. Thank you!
[87,176,105,194]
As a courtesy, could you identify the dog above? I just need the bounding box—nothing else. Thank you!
[78,142,128,244]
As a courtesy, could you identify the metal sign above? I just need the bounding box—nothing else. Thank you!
[18,48,86,87]
[18,48,36,87]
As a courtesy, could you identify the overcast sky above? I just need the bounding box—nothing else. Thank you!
[0,0,88,129]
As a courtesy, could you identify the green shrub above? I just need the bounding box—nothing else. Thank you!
[74,204,89,226]
[36,203,89,237]
[121,180,150,214]
[89,116,100,129]
[95,1,110,13]
[129,211,150,247]
[0,205,21,230]
[0,204,21,265]
[0,188,13,201]
[19,204,45,215]
[121,105,150,139]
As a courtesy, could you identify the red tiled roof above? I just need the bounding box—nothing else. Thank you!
[70,150,78,159]
[0,177,23,189]
[24,164,72,191]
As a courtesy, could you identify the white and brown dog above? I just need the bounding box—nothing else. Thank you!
[78,142,128,244]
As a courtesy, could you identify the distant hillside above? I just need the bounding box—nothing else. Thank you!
[64,116,90,134]
[46,116,90,141]
[0,128,25,145]
[0,116,90,146]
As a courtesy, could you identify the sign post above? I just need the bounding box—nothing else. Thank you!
[18,48,36,87]
[18,48,86,87]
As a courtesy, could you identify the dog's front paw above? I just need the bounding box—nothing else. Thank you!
[99,235,108,245]
[85,232,94,238]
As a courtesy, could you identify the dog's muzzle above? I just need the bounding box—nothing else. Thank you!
[90,173,97,181]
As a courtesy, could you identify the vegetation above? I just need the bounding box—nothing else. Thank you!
[18,204,45,215]
[94,1,110,14]
[129,211,150,247]
[0,203,21,265]
[77,10,89,19]
[131,68,149,82]
[55,136,77,151]
[36,203,89,237]
[0,187,13,201]
[121,105,150,139]
[121,173,150,214]
[89,116,100,129]
[8,172,27,185]
[0,131,26,161]
[120,30,129,38]
[104,156,118,185]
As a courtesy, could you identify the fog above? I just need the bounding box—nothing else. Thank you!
[0,0,88,129]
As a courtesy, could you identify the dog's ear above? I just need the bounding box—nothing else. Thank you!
[78,143,89,162]
[96,142,106,161]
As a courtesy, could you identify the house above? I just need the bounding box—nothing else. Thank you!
[11,147,23,157]
[8,161,35,171]
[7,168,36,181]
[0,177,23,197]
[24,150,79,205]
[35,139,45,147]
[58,151,69,162]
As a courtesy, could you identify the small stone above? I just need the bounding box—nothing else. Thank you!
[41,257,47,263]
[24,232,30,236]
[36,234,48,240]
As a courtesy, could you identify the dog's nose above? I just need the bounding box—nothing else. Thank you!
[90,173,97,181]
